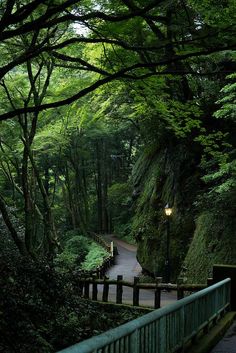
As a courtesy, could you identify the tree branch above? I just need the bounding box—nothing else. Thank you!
[0,42,235,121]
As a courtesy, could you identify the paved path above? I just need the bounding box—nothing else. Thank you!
[105,235,142,280]
[210,321,236,353]
[97,234,177,308]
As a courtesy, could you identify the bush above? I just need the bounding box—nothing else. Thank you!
[55,235,90,272]
[0,251,145,352]
[55,232,110,273]
[81,243,109,271]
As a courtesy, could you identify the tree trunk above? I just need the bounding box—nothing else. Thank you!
[0,194,27,256]
[96,140,103,232]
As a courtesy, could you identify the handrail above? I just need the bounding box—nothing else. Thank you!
[88,231,112,253]
[78,232,116,278]
[79,275,207,308]
[58,278,231,353]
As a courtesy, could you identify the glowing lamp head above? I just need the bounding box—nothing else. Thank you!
[164,204,172,216]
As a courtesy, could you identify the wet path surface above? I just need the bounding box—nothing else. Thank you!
[105,235,142,280]
[210,321,236,353]
[97,234,177,308]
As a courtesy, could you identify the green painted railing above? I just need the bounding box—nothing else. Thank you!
[58,278,231,353]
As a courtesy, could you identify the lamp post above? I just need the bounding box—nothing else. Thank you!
[164,204,172,283]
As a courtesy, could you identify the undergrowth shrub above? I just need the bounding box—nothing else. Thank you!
[81,243,108,271]
[0,247,145,352]
[55,231,110,273]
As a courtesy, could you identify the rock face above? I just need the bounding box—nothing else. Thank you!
[132,141,236,284]
[131,143,200,281]
[183,212,236,283]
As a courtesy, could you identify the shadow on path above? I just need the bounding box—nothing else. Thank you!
[210,321,236,353]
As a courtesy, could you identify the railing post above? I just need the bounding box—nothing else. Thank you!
[154,277,162,309]
[177,278,184,300]
[110,254,115,266]
[58,279,231,353]
[116,275,123,304]
[130,329,139,353]
[92,276,98,301]
[207,278,214,286]
[133,277,140,306]
[102,276,109,302]
[100,265,105,278]
[110,241,114,256]
[96,266,100,278]
[203,320,210,335]
[78,279,84,296]
[84,279,90,299]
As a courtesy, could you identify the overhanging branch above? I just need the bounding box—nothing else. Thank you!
[0,42,235,121]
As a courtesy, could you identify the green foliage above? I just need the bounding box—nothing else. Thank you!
[0,241,145,352]
[81,243,109,271]
[54,234,90,272]
[0,3,235,348]
[114,223,135,244]
[197,74,236,209]
[189,0,236,27]
[214,73,236,120]
[183,212,236,283]
[55,231,109,273]
[182,73,236,281]
[131,144,198,280]
[108,182,131,206]
[195,131,231,166]
[108,182,133,241]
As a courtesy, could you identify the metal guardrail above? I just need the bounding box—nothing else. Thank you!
[58,278,231,353]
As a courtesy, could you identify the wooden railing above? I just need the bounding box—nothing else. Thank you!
[77,232,116,278]
[58,278,231,353]
[78,275,208,309]
[88,231,113,254]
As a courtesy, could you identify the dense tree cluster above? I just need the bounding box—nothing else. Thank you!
[0,0,235,350]
[0,0,235,258]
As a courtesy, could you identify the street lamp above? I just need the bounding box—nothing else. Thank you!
[164,204,172,283]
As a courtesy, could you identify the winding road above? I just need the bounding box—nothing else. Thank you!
[97,234,177,308]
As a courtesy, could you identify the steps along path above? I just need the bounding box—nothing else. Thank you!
[96,234,177,308]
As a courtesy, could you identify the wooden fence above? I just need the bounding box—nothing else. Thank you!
[88,231,113,254]
[78,275,208,309]
[79,233,214,308]
[78,232,116,278]
[58,278,231,353]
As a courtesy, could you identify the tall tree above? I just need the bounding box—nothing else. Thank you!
[0,0,235,121]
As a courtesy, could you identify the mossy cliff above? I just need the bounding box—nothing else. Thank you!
[132,143,236,283]
[131,143,200,281]
[182,212,236,283]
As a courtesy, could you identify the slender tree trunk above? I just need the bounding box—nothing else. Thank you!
[102,140,109,233]
[26,146,59,256]
[20,116,36,255]
[64,166,77,228]
[81,158,89,225]
[0,194,27,256]
[96,140,103,232]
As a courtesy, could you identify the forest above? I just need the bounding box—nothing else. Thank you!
[0,0,235,352]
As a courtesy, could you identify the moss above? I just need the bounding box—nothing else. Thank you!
[131,143,199,281]
[131,141,235,284]
[55,233,109,273]
[183,212,236,283]
[108,182,133,241]
[81,243,109,271]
